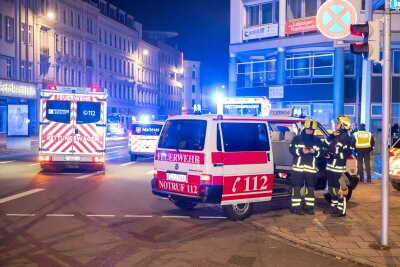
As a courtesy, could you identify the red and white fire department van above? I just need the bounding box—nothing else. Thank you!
[38,85,107,171]
[151,114,359,220]
[128,121,164,161]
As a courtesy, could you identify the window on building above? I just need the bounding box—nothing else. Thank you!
[344,53,355,75]
[20,61,26,81]
[63,9,66,24]
[104,30,107,44]
[305,0,318,17]
[262,3,273,24]
[78,71,81,86]
[119,37,121,50]
[70,39,74,56]
[192,84,195,93]
[6,57,13,79]
[63,36,67,54]
[287,0,302,20]
[192,99,195,107]
[99,28,102,42]
[109,55,112,70]
[55,33,60,52]
[71,70,75,86]
[6,16,15,42]
[361,0,384,10]
[313,53,333,76]
[119,58,122,73]
[292,54,310,77]
[114,57,116,72]
[20,22,25,43]
[64,67,67,84]
[371,104,382,116]
[70,11,73,27]
[247,5,259,26]
[28,62,33,82]
[99,52,102,68]
[394,51,400,74]
[77,42,81,57]
[192,70,196,78]
[77,14,81,30]
[28,25,32,45]
[0,14,2,39]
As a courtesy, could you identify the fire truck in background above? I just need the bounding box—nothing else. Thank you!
[38,85,107,171]
[217,96,271,116]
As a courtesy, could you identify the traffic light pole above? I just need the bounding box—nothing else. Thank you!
[381,0,391,247]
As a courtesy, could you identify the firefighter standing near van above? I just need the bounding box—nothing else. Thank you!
[324,116,352,217]
[351,123,374,183]
[289,119,324,215]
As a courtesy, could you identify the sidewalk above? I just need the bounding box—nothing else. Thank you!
[250,180,400,267]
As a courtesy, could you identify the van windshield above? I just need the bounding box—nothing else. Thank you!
[131,123,163,136]
[158,120,207,151]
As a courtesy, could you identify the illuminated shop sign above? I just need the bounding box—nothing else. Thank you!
[0,80,36,99]
[286,17,317,35]
[242,24,278,41]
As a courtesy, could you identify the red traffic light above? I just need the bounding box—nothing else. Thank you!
[350,43,369,58]
[350,22,369,37]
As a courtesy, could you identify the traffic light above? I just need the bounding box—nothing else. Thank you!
[350,20,381,64]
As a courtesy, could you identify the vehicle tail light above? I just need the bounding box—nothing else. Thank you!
[39,155,52,161]
[200,174,212,185]
[47,85,57,90]
[278,172,288,179]
[390,151,395,157]
[199,186,206,194]
[93,156,105,163]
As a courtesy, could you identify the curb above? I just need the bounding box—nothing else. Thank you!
[248,219,380,267]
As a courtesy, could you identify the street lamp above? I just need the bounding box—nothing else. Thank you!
[46,11,55,19]
[143,49,149,55]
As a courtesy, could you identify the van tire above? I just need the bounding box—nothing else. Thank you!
[172,199,197,210]
[323,188,353,202]
[391,181,400,191]
[130,154,137,161]
[223,203,253,221]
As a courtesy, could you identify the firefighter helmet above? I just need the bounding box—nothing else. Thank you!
[304,119,317,130]
[337,116,351,130]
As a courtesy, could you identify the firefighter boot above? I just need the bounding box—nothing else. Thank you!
[290,207,305,215]
[304,208,315,215]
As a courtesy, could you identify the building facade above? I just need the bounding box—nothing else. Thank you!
[182,60,201,114]
[0,0,184,139]
[230,0,400,133]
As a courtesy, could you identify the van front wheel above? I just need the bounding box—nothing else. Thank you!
[223,203,253,221]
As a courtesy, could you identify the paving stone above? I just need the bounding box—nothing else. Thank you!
[346,248,381,257]
[365,256,400,266]
[293,231,321,237]
[377,249,400,257]
[308,236,338,243]
[356,241,374,249]
[328,241,360,249]
[334,236,364,242]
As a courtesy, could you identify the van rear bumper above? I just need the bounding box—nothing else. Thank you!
[40,161,104,171]
[151,178,222,204]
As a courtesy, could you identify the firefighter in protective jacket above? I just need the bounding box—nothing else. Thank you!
[289,119,324,215]
[351,123,374,182]
[324,116,352,217]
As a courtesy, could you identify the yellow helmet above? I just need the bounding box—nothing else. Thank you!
[304,119,317,130]
[337,115,351,130]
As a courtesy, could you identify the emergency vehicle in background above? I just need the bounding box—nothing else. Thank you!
[217,96,271,116]
[151,114,359,220]
[38,85,107,171]
[390,139,400,190]
[128,119,164,161]
[106,113,131,136]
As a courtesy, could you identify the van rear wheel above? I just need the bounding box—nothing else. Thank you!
[223,203,253,221]
[172,199,197,210]
[391,181,400,191]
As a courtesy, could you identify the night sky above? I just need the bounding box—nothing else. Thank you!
[108,0,230,94]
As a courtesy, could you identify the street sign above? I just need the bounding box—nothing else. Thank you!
[390,0,400,9]
[316,0,358,39]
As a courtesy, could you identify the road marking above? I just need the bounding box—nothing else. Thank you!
[28,163,40,166]
[0,188,45,204]
[162,215,190,219]
[124,215,153,218]
[158,197,169,200]
[75,171,104,179]
[145,170,154,175]
[107,151,120,154]
[6,213,35,216]
[0,160,16,164]
[46,214,75,217]
[87,214,116,217]
[107,156,124,160]
[107,145,124,149]
[120,162,137,167]
[199,216,227,219]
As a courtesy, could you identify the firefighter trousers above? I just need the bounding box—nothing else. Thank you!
[327,170,347,215]
[291,171,316,211]
[356,148,371,182]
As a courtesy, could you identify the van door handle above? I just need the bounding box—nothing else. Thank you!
[267,153,270,162]
[213,163,224,167]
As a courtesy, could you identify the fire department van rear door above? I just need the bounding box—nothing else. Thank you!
[73,98,105,156]
[217,121,274,205]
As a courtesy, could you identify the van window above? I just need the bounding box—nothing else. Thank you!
[217,124,222,151]
[131,123,162,136]
[76,101,101,124]
[158,119,206,151]
[221,123,270,152]
[46,100,71,124]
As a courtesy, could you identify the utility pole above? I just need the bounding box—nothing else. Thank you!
[361,0,372,131]
[381,0,391,247]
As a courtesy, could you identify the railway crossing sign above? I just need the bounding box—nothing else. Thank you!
[316,0,358,39]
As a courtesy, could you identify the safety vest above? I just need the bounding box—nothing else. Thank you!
[354,131,372,148]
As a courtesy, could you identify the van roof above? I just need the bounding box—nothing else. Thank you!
[167,114,309,123]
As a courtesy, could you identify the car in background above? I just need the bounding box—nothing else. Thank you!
[128,121,164,161]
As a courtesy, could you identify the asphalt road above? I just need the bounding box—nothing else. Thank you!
[0,139,355,266]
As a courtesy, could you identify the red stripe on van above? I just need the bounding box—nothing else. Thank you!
[212,152,268,165]
[155,150,205,165]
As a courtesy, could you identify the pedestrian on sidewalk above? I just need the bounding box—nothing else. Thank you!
[324,116,352,218]
[289,119,324,215]
[351,123,374,183]
[350,122,358,138]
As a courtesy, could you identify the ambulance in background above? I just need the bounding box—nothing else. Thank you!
[217,96,271,116]
[38,85,107,171]
[128,117,164,161]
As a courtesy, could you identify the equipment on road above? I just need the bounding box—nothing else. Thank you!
[38,85,107,171]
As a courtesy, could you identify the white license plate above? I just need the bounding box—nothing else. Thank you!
[65,156,81,161]
[167,173,187,183]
